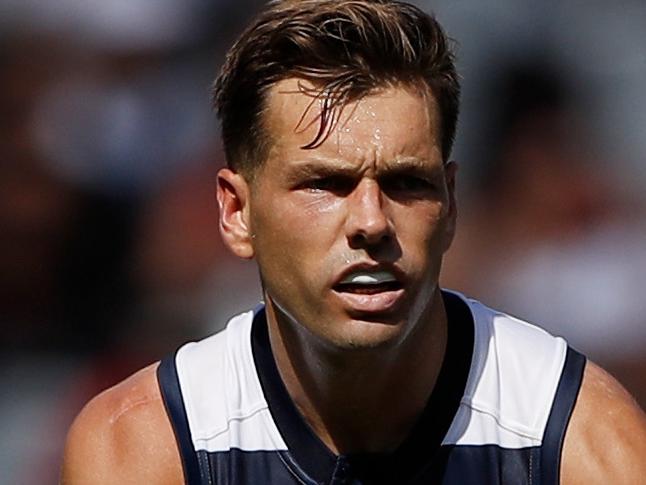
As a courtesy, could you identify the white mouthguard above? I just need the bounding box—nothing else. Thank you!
[340,270,397,285]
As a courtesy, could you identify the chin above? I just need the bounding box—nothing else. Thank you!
[321,317,409,351]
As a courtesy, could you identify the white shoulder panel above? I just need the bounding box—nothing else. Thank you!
[175,307,288,453]
[443,293,568,448]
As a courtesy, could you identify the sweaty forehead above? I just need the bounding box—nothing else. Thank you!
[263,78,442,165]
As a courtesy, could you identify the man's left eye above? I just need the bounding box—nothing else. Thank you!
[382,175,434,194]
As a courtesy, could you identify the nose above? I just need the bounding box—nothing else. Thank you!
[345,179,392,248]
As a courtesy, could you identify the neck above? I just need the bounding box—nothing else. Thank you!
[265,290,448,454]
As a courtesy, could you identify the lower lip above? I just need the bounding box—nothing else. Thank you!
[333,288,405,314]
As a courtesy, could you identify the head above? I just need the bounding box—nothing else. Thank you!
[213,0,460,179]
[215,0,461,352]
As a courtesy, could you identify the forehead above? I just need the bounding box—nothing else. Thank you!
[263,78,442,166]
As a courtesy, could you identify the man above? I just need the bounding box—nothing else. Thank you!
[61,1,646,483]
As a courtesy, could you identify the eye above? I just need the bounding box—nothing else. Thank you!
[380,174,435,195]
[302,176,355,195]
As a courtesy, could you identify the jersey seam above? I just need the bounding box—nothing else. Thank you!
[459,398,543,442]
[191,402,272,442]
[529,449,534,485]
[276,452,314,485]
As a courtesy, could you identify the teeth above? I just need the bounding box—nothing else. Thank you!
[340,270,397,285]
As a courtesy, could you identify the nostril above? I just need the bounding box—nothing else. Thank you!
[348,230,391,249]
[348,232,366,248]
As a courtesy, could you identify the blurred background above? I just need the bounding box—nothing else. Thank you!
[1,0,645,482]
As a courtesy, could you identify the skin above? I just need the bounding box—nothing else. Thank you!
[60,364,184,484]
[228,80,456,452]
[60,80,646,484]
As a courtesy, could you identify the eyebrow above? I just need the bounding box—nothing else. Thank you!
[284,155,442,182]
[284,158,360,181]
[378,157,443,176]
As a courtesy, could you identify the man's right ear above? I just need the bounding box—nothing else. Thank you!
[216,168,255,259]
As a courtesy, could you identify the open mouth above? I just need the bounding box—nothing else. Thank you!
[333,270,403,295]
[332,268,406,314]
[334,281,403,294]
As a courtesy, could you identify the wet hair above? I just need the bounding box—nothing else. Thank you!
[213,0,460,177]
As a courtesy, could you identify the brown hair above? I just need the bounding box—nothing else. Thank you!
[213,0,460,177]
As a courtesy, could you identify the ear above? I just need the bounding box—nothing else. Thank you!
[442,161,458,252]
[216,168,255,259]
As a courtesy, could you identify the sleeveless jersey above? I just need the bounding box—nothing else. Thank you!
[157,290,585,484]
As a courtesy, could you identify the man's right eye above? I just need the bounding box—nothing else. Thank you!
[302,176,354,194]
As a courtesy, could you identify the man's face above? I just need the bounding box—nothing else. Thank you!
[242,79,456,350]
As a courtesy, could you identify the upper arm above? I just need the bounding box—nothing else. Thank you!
[561,360,646,485]
[60,363,184,485]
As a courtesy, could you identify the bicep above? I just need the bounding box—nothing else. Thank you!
[561,361,646,485]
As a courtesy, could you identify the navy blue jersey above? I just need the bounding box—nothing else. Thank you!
[157,290,585,484]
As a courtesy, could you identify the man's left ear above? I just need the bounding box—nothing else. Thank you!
[443,160,458,251]
[216,168,255,259]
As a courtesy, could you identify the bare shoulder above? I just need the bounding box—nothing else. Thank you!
[562,360,646,485]
[60,363,184,485]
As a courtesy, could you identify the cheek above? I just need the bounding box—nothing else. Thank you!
[252,203,337,322]
[401,201,444,232]
[265,194,345,244]
[396,205,449,259]
[251,196,344,280]
[298,194,347,236]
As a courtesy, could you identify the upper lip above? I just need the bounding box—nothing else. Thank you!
[332,262,406,289]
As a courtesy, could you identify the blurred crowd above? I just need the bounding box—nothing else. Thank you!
[1,1,645,483]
